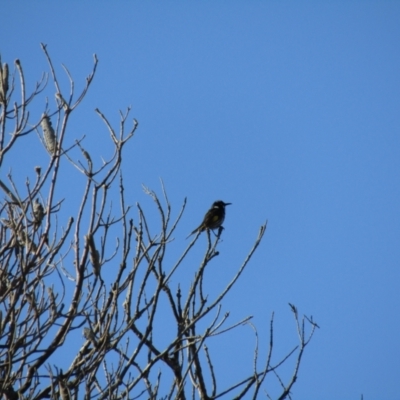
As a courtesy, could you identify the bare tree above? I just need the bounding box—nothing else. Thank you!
[0,45,318,400]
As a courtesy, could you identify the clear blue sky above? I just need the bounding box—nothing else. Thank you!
[2,2,400,399]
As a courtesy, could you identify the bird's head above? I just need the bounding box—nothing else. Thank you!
[213,200,232,208]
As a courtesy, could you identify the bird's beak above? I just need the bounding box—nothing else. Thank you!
[224,202,232,206]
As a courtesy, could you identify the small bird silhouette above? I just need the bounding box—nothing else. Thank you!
[187,200,231,238]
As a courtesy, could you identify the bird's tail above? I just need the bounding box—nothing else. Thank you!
[186,226,201,239]
[186,230,196,239]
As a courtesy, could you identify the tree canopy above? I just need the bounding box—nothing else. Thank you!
[0,45,318,400]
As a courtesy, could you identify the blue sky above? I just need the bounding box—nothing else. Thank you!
[1,2,400,399]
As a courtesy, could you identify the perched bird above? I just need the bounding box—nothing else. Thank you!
[187,200,231,238]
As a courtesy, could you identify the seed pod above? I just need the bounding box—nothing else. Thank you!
[17,229,37,253]
[0,63,6,102]
[59,378,71,400]
[47,287,57,319]
[33,198,44,226]
[41,114,57,155]
[85,233,101,277]
[2,63,8,97]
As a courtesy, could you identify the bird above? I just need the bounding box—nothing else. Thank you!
[187,200,231,238]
